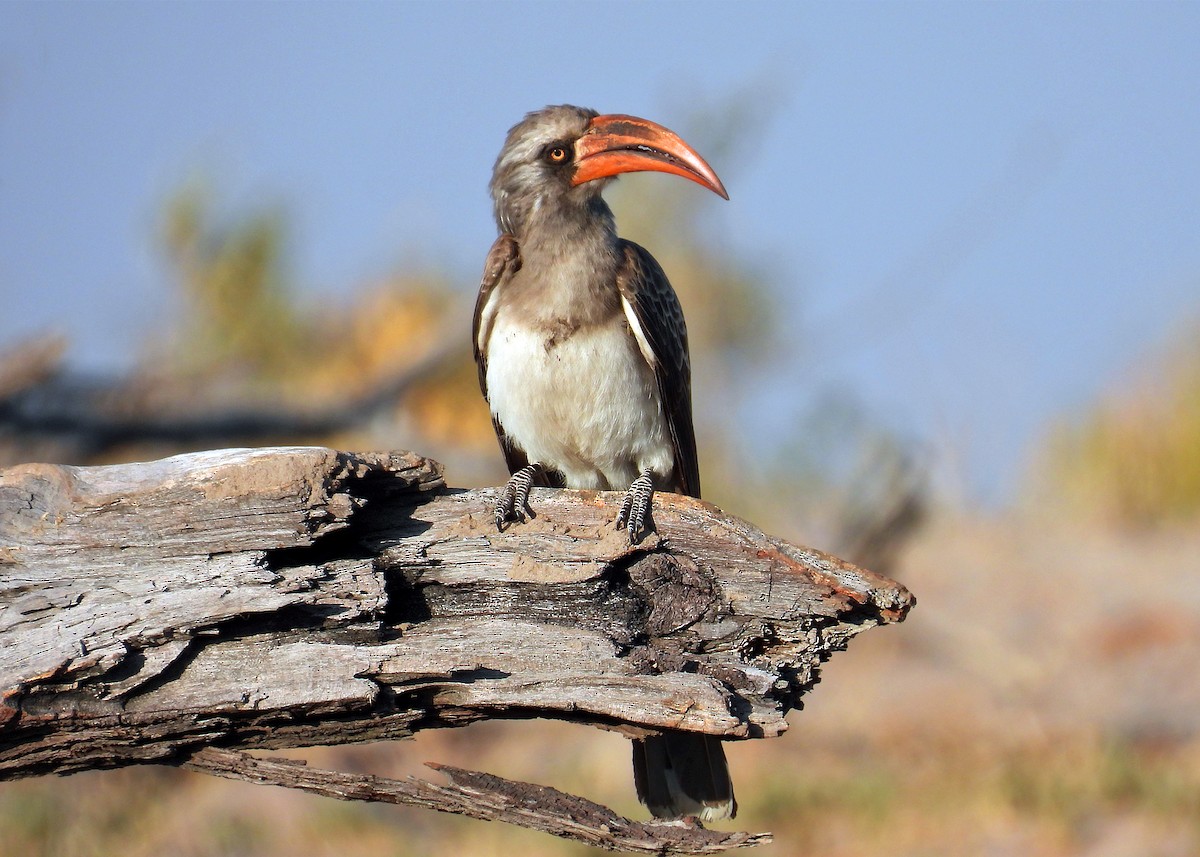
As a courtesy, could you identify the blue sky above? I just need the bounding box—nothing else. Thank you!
[2,2,1199,501]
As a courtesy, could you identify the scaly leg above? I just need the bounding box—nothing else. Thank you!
[616,468,656,542]
[494,463,543,531]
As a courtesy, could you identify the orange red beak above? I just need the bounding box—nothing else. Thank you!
[571,114,729,200]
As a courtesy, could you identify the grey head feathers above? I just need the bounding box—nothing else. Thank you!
[489,105,614,238]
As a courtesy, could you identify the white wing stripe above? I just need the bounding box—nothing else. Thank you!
[621,294,658,370]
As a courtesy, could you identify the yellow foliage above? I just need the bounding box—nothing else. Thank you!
[301,281,447,399]
[161,180,303,380]
[1039,320,1200,525]
[407,357,498,453]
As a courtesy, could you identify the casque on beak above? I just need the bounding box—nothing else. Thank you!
[571,114,729,200]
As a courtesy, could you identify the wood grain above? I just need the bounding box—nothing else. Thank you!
[0,446,913,851]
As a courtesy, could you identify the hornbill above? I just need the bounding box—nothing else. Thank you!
[472,105,734,821]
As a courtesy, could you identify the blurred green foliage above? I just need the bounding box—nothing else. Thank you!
[162,178,304,380]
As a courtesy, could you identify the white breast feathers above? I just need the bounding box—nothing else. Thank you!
[485,312,674,490]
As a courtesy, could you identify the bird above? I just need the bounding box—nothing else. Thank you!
[471,105,734,821]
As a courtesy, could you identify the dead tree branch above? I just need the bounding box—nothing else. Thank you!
[0,446,913,853]
[0,331,457,462]
[185,747,771,853]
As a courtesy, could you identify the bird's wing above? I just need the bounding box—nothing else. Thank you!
[472,234,520,396]
[471,234,535,477]
[616,240,701,498]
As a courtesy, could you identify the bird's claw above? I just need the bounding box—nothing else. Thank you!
[616,470,655,543]
[494,464,541,531]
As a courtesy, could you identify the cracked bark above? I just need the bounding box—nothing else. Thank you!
[0,447,914,853]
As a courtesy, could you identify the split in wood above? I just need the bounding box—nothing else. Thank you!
[0,447,913,852]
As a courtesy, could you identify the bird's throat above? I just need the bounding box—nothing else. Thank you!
[506,218,624,329]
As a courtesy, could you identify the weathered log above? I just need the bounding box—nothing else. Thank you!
[0,446,913,853]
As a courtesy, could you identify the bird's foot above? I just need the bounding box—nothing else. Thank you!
[616,469,655,543]
[494,463,542,530]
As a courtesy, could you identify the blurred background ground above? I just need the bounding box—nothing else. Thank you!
[3,4,1200,856]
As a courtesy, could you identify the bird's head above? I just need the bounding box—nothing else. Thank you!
[490,104,727,236]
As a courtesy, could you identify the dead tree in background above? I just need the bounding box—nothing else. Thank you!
[0,334,459,463]
[0,446,913,854]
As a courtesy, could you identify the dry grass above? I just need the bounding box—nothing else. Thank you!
[1039,321,1200,527]
[3,511,1198,857]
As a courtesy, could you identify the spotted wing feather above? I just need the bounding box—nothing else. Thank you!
[615,240,701,498]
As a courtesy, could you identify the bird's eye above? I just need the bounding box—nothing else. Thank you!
[545,145,570,164]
